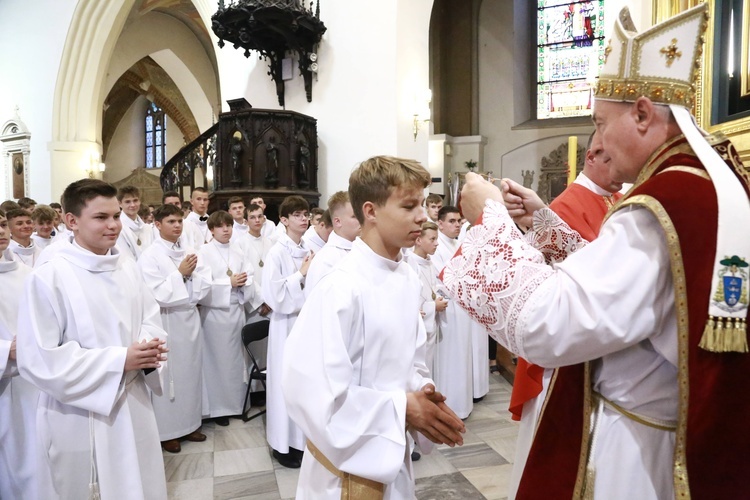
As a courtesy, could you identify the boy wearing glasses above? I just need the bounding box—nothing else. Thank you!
[261,195,314,468]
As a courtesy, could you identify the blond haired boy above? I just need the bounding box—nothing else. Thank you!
[304,191,361,292]
[282,156,465,499]
[405,221,448,376]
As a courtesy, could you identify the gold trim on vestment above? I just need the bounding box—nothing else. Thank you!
[595,392,677,431]
[615,195,692,499]
[306,441,385,500]
[575,362,594,499]
[658,166,711,180]
[531,368,558,440]
[602,133,725,227]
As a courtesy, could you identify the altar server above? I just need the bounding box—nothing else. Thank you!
[198,211,255,425]
[138,203,211,454]
[17,179,168,499]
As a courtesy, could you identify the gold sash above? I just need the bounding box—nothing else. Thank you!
[306,441,385,500]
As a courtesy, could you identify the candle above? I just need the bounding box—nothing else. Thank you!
[567,136,578,186]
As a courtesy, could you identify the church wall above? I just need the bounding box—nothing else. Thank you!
[477,0,652,191]
[105,95,184,185]
[106,97,149,183]
[104,11,218,133]
[0,0,77,203]
[214,0,433,206]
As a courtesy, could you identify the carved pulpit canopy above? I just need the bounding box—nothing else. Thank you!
[212,0,327,107]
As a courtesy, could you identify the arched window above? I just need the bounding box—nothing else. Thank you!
[537,1,606,120]
[145,102,167,168]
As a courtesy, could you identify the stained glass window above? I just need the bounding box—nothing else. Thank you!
[537,0,605,119]
[145,102,167,168]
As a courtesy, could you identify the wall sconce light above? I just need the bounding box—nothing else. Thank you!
[81,150,105,179]
[412,89,432,141]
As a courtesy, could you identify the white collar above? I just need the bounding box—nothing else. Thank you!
[574,172,616,196]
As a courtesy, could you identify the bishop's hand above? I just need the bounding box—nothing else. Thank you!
[460,172,504,224]
[501,178,546,229]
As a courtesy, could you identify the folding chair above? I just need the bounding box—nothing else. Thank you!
[241,317,270,422]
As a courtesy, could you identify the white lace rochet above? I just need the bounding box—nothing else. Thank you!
[441,200,587,356]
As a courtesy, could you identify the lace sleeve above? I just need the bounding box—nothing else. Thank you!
[441,200,553,355]
[522,207,588,265]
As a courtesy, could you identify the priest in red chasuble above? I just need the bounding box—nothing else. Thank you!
[507,129,624,498]
[442,4,750,499]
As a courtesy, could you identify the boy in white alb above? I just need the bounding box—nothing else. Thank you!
[50,202,65,235]
[238,203,273,405]
[183,187,212,250]
[424,193,443,224]
[301,207,331,253]
[160,191,193,249]
[17,179,168,500]
[198,211,255,426]
[404,221,448,376]
[282,156,465,499]
[240,203,274,317]
[431,205,487,417]
[227,196,250,241]
[138,203,211,454]
[261,195,314,469]
[30,205,56,251]
[250,196,279,240]
[305,191,360,292]
[115,185,153,260]
[6,209,40,266]
[0,208,40,500]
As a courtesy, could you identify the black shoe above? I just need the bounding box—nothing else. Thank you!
[250,391,267,407]
[214,416,230,426]
[411,451,421,462]
[473,396,485,403]
[289,447,305,460]
[272,449,301,468]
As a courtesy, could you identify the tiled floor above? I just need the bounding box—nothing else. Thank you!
[165,373,518,499]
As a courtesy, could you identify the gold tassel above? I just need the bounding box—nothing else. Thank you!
[722,318,734,352]
[726,318,744,353]
[699,316,749,353]
[735,319,749,353]
[699,316,718,352]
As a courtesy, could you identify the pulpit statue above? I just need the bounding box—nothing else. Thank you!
[230,131,243,184]
[298,141,310,188]
[265,137,279,188]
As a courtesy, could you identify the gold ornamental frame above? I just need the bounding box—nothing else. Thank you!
[653,0,750,162]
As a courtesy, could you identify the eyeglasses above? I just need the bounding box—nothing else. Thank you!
[288,212,309,220]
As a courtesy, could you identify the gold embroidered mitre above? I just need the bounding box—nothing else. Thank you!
[595,4,709,109]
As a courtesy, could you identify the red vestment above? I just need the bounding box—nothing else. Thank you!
[516,135,750,498]
[509,182,622,421]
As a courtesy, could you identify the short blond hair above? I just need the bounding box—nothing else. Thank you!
[349,156,430,224]
[420,221,438,236]
[327,191,350,216]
